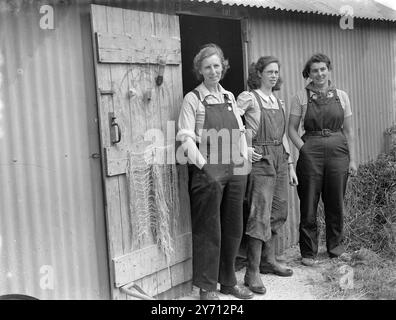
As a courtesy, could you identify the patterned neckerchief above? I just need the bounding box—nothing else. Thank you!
[305,80,336,97]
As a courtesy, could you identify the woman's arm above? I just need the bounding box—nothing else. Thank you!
[176,93,207,169]
[343,116,358,176]
[288,115,304,150]
[236,92,262,162]
[282,134,298,186]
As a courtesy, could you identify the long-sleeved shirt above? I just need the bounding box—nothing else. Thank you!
[177,82,248,168]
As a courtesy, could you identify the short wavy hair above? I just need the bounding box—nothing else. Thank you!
[192,43,230,82]
[302,53,332,79]
[247,56,282,91]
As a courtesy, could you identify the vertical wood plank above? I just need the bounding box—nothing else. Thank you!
[106,6,124,34]
[108,63,133,255]
[125,9,159,296]
[156,268,172,295]
[171,260,193,287]
[91,4,125,300]
[106,7,137,275]
[123,8,151,258]
[105,5,130,300]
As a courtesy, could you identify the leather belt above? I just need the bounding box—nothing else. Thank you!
[305,129,341,137]
[253,140,282,146]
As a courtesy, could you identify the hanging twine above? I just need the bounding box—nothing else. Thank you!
[126,144,179,262]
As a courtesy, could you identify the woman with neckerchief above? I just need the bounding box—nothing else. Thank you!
[288,53,357,267]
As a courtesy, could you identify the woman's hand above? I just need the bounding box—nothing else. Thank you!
[348,160,358,177]
[343,116,358,177]
[288,164,298,186]
[248,147,262,162]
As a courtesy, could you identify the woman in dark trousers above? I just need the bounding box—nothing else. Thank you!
[237,56,298,294]
[177,44,253,300]
[288,53,357,266]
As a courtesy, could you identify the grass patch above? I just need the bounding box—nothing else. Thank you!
[318,249,396,300]
[317,146,396,299]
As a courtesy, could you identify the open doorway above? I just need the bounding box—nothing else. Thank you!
[179,14,248,269]
[179,15,245,97]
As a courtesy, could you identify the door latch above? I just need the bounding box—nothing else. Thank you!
[109,112,121,144]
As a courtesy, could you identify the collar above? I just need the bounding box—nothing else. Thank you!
[305,80,335,95]
[196,82,229,101]
[254,89,276,104]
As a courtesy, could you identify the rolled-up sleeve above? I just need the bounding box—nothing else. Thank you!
[176,92,207,168]
[176,92,197,142]
[289,94,303,117]
[339,90,352,117]
[237,91,253,116]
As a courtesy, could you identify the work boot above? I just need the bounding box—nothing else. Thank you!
[244,237,266,294]
[199,289,219,300]
[260,236,293,277]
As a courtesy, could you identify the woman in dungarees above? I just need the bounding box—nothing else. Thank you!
[237,56,298,294]
[177,44,253,300]
[288,53,357,267]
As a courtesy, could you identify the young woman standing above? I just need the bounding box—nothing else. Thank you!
[288,53,357,266]
[237,56,298,294]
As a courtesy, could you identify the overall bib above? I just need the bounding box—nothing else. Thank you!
[189,90,247,291]
[296,88,349,258]
[245,91,289,242]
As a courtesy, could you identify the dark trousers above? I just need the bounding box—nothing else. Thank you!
[189,164,247,291]
[296,133,349,258]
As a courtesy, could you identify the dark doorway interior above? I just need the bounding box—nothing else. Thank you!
[179,15,244,98]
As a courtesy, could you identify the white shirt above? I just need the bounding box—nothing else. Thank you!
[177,83,248,168]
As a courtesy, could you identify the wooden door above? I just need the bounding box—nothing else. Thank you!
[90,4,191,299]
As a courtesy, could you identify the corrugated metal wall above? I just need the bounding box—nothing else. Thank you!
[1,0,395,299]
[393,26,396,126]
[246,9,396,252]
[0,2,109,299]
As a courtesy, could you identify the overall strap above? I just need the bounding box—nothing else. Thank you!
[223,93,232,104]
[276,97,286,136]
[192,89,209,107]
[333,88,341,102]
[252,90,285,135]
[306,88,311,103]
[251,90,265,110]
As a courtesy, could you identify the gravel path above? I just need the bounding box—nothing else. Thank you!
[179,245,327,300]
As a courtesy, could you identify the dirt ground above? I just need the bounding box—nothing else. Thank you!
[178,245,344,300]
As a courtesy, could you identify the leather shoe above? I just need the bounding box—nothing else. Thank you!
[301,257,319,266]
[330,252,352,262]
[199,289,219,300]
[260,263,293,277]
[220,284,254,300]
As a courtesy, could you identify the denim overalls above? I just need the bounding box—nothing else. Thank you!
[296,87,350,258]
[245,90,289,242]
[189,90,247,291]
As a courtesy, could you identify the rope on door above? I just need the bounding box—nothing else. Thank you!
[126,144,179,262]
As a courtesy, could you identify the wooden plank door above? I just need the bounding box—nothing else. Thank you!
[90,4,191,299]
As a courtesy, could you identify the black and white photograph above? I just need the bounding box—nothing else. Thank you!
[0,0,395,306]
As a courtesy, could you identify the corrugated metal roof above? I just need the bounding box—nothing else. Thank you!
[192,0,396,21]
